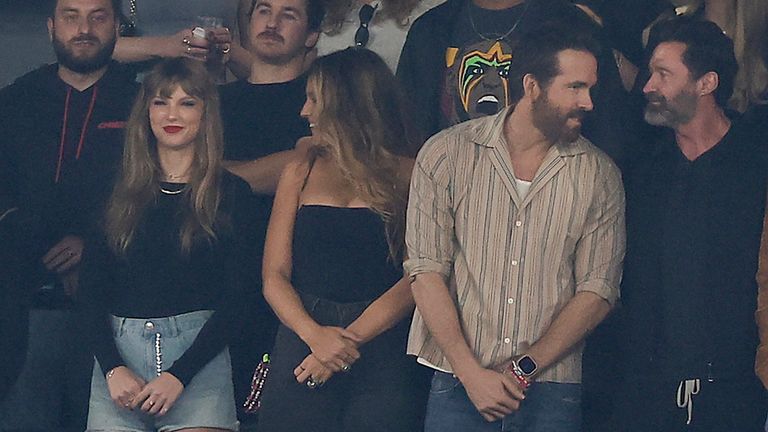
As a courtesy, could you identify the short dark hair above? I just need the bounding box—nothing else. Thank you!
[50,0,121,18]
[649,16,738,109]
[250,0,325,32]
[508,26,601,103]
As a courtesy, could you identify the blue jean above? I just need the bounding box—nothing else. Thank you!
[0,308,91,431]
[424,371,581,432]
[86,311,238,432]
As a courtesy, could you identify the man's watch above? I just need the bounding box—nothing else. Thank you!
[516,354,538,377]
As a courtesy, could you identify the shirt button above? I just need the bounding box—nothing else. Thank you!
[511,260,519,266]
[507,298,515,304]
[515,221,522,227]
[144,321,155,330]
[504,338,511,344]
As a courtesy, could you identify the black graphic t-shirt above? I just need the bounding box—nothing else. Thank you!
[441,1,528,127]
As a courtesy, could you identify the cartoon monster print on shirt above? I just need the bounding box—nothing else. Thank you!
[442,40,516,127]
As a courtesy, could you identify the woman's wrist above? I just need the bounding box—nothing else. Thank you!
[105,365,126,380]
[296,320,322,345]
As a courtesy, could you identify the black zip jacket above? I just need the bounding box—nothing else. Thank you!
[0,62,138,294]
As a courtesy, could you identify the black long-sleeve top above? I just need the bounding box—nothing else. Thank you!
[78,173,257,386]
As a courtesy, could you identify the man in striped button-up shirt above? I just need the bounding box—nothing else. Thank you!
[405,27,625,431]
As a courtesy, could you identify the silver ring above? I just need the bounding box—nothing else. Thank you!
[182,37,190,45]
[186,45,191,53]
[148,400,155,406]
[220,44,231,54]
[306,378,317,389]
[341,363,350,372]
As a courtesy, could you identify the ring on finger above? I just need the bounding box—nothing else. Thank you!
[182,37,190,45]
[306,377,317,389]
[220,43,231,54]
[341,363,351,372]
[186,45,191,53]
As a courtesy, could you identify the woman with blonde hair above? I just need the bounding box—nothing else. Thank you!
[256,47,428,432]
[79,57,254,431]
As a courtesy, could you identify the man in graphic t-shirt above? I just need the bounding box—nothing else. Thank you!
[398,0,634,167]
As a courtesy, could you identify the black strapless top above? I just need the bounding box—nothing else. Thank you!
[291,205,401,303]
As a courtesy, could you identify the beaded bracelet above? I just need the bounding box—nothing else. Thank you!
[106,367,118,380]
[507,361,531,389]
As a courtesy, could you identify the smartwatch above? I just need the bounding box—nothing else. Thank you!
[517,354,538,377]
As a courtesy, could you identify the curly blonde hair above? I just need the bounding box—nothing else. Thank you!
[322,0,421,35]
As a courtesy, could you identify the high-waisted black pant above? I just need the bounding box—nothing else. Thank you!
[257,292,430,432]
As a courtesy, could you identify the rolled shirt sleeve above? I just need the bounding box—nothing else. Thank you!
[573,159,625,306]
[405,136,456,279]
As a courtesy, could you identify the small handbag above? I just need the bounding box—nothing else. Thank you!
[243,353,270,413]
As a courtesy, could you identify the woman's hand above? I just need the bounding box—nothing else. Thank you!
[160,29,209,60]
[294,354,334,387]
[207,27,233,63]
[106,366,146,410]
[304,325,362,372]
[130,372,184,416]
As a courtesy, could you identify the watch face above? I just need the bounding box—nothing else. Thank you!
[518,356,537,375]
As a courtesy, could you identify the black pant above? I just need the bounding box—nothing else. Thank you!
[257,293,430,432]
[617,375,767,432]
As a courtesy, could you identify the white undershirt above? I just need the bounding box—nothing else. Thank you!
[514,177,532,198]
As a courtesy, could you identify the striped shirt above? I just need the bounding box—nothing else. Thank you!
[404,108,625,383]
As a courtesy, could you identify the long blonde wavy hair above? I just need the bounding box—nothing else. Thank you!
[322,0,420,35]
[307,48,422,261]
[105,58,224,256]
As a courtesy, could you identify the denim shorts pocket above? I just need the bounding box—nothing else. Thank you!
[429,371,462,395]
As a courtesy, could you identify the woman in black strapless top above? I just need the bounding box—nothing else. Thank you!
[257,48,430,432]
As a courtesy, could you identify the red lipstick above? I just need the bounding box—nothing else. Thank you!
[163,126,184,133]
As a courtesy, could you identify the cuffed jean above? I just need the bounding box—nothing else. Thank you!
[424,371,581,432]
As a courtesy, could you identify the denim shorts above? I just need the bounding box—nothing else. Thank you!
[86,310,238,432]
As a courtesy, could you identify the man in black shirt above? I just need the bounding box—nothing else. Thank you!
[0,0,137,429]
[218,0,324,428]
[620,17,768,431]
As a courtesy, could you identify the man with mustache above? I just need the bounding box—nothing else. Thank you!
[217,0,323,428]
[0,0,137,429]
[406,27,624,432]
[619,17,768,431]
